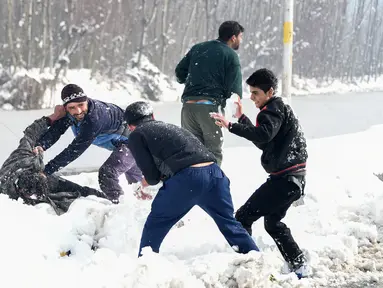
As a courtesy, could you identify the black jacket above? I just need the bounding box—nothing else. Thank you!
[229,97,307,175]
[128,120,216,185]
[0,117,48,200]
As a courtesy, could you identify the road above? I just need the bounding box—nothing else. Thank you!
[1,91,382,172]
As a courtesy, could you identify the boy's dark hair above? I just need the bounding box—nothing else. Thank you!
[218,21,244,42]
[124,101,154,126]
[246,68,278,95]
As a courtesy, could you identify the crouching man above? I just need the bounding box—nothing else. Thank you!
[35,84,144,203]
[124,101,259,256]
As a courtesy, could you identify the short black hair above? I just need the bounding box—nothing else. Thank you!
[246,68,278,95]
[17,172,48,202]
[218,21,244,42]
[124,101,154,126]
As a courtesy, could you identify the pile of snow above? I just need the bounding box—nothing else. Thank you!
[290,75,383,96]
[3,59,383,110]
[124,54,183,103]
[49,66,182,109]
[240,75,383,99]
[0,68,54,110]
[1,125,383,287]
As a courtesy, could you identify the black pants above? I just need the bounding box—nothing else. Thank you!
[48,175,104,197]
[235,174,305,268]
[46,175,107,214]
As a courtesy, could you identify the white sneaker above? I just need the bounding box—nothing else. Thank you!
[293,263,311,279]
[281,257,312,279]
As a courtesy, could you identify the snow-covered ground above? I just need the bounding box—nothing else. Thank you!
[290,75,383,96]
[1,62,383,286]
[1,123,383,287]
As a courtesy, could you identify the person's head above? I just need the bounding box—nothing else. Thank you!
[218,21,244,50]
[246,68,278,109]
[16,172,48,201]
[124,101,154,131]
[61,84,88,121]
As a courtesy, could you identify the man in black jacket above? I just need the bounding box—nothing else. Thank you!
[175,21,244,166]
[0,106,107,215]
[124,101,259,257]
[211,69,310,278]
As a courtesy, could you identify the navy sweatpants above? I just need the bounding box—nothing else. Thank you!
[138,163,259,256]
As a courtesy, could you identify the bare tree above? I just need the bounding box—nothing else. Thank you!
[160,0,169,72]
[40,0,48,72]
[26,0,33,69]
[6,0,18,70]
[0,0,383,105]
[135,0,159,68]
[180,1,198,56]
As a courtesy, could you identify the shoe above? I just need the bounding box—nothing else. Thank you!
[293,262,311,279]
[284,254,312,279]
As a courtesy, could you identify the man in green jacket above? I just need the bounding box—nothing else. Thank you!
[175,21,244,166]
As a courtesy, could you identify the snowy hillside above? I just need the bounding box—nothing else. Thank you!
[2,57,383,111]
[1,125,383,287]
[0,56,184,110]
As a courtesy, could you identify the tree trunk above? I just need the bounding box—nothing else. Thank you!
[160,0,169,72]
[47,0,53,73]
[180,1,197,56]
[40,0,48,72]
[7,0,18,70]
[26,0,33,69]
[136,0,159,68]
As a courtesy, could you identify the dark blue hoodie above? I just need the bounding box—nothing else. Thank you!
[37,98,128,175]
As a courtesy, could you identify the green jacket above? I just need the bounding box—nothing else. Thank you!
[175,39,242,106]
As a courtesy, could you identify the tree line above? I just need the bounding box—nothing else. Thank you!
[0,0,382,84]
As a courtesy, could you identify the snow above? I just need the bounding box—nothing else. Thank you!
[42,65,183,108]
[1,124,383,287]
[290,75,383,97]
[3,55,383,111]
[239,74,383,99]
[0,55,184,110]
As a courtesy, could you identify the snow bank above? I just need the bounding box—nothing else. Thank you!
[1,126,383,287]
